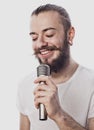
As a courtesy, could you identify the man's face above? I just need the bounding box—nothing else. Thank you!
[30,11,70,72]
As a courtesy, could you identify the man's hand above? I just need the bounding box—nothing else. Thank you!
[34,75,62,120]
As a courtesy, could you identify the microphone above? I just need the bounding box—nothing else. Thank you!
[37,64,50,120]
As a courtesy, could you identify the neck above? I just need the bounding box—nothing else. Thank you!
[51,58,79,84]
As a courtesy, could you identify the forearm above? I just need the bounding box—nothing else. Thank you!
[53,110,87,130]
[20,113,30,130]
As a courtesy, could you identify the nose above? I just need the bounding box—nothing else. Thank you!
[37,34,48,48]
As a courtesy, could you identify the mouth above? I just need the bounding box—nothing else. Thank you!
[40,49,51,54]
[39,49,53,58]
[34,46,61,55]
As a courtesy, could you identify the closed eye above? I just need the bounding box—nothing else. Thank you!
[46,34,54,38]
[30,33,38,41]
[32,38,37,41]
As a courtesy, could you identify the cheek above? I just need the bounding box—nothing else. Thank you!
[32,43,37,51]
[54,50,61,57]
[51,38,63,49]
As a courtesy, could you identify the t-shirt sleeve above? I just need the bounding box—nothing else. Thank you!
[16,82,27,115]
[88,92,94,118]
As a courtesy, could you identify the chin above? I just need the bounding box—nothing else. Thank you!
[40,57,57,65]
[40,60,52,65]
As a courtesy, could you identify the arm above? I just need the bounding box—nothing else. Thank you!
[86,118,94,130]
[53,112,94,130]
[34,76,94,130]
[19,113,30,130]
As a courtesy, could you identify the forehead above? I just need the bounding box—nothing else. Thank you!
[30,11,63,32]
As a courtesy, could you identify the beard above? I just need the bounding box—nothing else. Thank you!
[34,38,70,73]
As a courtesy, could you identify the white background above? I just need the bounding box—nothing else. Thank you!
[0,0,94,129]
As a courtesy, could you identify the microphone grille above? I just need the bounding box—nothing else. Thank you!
[37,64,50,76]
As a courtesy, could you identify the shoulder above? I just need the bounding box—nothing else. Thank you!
[78,65,94,89]
[79,65,94,79]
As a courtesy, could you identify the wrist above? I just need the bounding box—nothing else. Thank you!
[52,109,72,129]
[52,109,64,124]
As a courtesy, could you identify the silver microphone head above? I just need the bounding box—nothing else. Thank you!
[37,64,50,77]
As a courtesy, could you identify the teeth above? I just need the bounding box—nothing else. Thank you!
[41,51,49,55]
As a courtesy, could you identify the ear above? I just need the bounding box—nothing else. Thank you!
[67,27,75,46]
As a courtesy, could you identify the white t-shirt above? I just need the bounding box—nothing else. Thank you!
[17,65,94,130]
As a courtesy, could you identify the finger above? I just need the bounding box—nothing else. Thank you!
[34,91,47,99]
[34,76,56,89]
[33,84,48,95]
[34,96,46,109]
[34,76,49,84]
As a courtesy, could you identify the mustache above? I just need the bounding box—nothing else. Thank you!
[33,45,62,55]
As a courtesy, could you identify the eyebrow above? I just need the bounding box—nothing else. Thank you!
[29,32,36,35]
[29,27,56,35]
[43,27,56,32]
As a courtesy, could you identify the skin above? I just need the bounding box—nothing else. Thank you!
[30,12,66,64]
[20,113,30,130]
[20,11,94,130]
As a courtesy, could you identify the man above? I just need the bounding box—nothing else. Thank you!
[17,4,94,130]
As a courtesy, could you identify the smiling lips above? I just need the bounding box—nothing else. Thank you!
[39,49,53,58]
[34,45,61,59]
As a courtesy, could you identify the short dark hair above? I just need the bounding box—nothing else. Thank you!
[31,4,72,33]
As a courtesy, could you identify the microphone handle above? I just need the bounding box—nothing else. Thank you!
[39,103,47,120]
[39,81,47,120]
